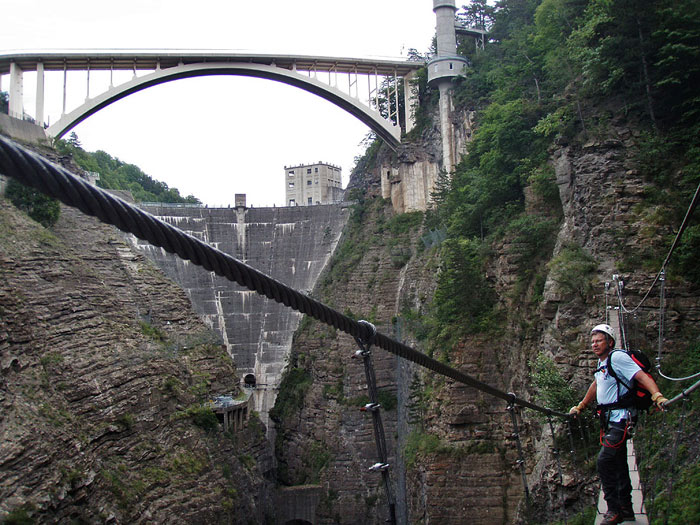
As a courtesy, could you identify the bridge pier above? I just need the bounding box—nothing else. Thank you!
[36,62,45,126]
[9,62,23,119]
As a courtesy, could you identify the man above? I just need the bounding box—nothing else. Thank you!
[569,324,667,525]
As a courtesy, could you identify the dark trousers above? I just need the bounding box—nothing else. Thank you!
[597,421,632,512]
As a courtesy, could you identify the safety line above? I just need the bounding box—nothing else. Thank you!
[0,135,568,419]
[619,180,700,315]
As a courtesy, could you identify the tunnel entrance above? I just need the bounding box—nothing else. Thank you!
[243,374,256,388]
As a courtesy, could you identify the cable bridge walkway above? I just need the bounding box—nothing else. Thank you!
[0,50,425,149]
[1,135,699,524]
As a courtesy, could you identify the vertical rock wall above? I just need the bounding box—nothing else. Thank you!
[127,204,349,426]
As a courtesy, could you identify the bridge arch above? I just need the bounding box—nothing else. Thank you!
[46,62,402,148]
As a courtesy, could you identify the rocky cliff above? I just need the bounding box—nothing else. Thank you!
[0,197,274,523]
[271,110,700,523]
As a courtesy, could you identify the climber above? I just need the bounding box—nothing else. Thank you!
[569,324,667,525]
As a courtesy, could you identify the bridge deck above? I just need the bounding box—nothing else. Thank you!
[0,50,425,76]
[594,439,648,525]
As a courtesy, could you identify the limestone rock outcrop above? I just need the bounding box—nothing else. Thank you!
[0,199,273,523]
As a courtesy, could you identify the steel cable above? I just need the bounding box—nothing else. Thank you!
[0,135,568,418]
[619,180,700,315]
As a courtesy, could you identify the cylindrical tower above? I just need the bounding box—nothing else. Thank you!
[428,0,468,173]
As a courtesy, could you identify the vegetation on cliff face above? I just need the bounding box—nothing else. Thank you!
[331,0,700,522]
[53,133,200,204]
[4,178,61,228]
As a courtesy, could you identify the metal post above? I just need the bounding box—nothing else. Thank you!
[393,69,400,127]
[507,396,530,513]
[354,320,396,525]
[548,415,567,524]
[374,68,379,111]
[86,59,91,101]
[36,62,45,126]
[656,269,666,369]
[62,62,67,116]
[663,397,687,525]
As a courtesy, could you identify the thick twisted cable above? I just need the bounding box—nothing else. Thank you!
[0,135,568,418]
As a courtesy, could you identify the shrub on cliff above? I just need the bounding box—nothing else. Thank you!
[5,178,60,228]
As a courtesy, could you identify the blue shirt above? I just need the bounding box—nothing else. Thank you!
[595,350,642,422]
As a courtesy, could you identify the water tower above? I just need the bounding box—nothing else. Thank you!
[428,0,469,173]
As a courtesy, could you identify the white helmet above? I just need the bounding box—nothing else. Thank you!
[591,324,616,346]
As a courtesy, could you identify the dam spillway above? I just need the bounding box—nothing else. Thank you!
[128,202,350,426]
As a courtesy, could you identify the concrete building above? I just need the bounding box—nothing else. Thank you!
[284,162,344,206]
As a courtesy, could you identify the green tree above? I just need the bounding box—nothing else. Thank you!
[0,90,8,114]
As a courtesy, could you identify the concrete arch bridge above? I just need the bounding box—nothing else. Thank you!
[0,50,425,149]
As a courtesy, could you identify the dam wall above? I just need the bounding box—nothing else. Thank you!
[127,203,350,425]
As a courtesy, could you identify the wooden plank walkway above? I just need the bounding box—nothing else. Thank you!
[594,439,648,524]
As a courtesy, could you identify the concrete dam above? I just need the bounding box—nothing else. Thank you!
[127,202,350,425]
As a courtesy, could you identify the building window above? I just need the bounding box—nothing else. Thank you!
[289,199,295,206]
[288,182,294,188]
[307,180,312,186]
[288,170,294,175]
[315,167,318,173]
[307,168,312,174]
[308,197,313,205]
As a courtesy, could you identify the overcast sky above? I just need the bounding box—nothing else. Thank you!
[1,0,437,207]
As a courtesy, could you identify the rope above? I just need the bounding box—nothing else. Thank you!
[613,272,700,382]
[620,179,700,315]
[654,270,700,382]
[0,135,569,419]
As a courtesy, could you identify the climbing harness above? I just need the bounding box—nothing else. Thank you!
[353,320,397,525]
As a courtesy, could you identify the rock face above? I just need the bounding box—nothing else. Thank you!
[126,203,349,427]
[271,114,700,523]
[0,199,274,523]
[271,198,436,523]
[374,106,476,214]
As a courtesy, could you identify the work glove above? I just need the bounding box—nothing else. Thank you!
[569,401,586,416]
[651,392,668,411]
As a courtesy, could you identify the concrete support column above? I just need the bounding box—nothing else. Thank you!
[403,71,417,133]
[438,83,454,173]
[62,64,67,116]
[9,62,23,119]
[36,62,45,126]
